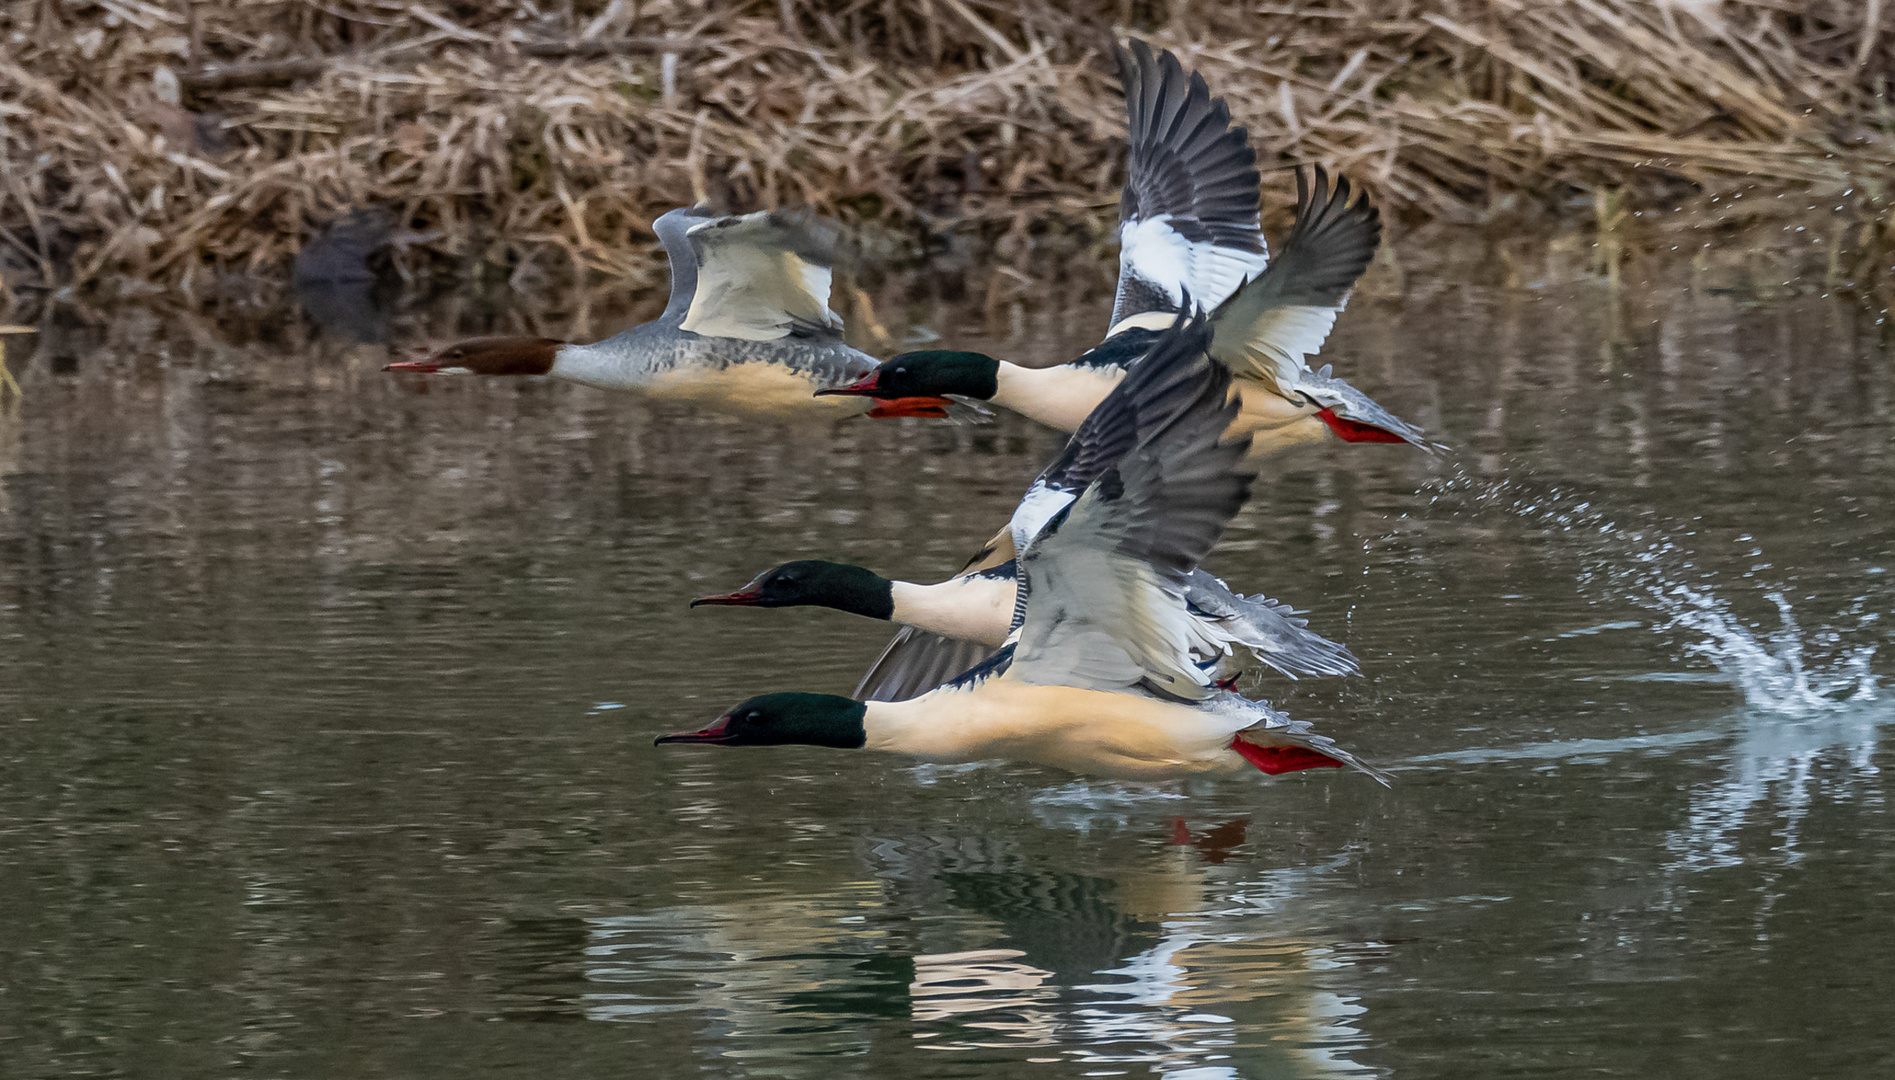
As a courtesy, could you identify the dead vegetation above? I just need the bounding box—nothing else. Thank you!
[1,1,1892,296]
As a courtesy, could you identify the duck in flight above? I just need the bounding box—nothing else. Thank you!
[811,208,1393,703]
[691,555,1356,696]
[817,44,1435,453]
[659,309,1387,783]
[691,291,1362,699]
[384,206,951,418]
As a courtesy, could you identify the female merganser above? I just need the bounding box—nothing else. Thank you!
[659,311,1387,783]
[819,45,1435,452]
[384,206,950,418]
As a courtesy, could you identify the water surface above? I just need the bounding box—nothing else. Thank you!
[3,252,1892,1078]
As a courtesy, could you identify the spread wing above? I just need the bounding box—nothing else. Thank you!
[854,626,997,703]
[678,209,844,343]
[854,559,1017,702]
[650,206,713,325]
[1008,312,1254,699]
[1209,166,1380,393]
[1111,42,1269,332]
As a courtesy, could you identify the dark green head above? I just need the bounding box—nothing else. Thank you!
[689,560,893,620]
[815,351,1000,401]
[654,692,868,749]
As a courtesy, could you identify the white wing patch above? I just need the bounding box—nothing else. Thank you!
[1009,484,1224,698]
[1007,482,1076,553]
[1221,303,1345,390]
[679,213,842,343]
[1118,214,1271,317]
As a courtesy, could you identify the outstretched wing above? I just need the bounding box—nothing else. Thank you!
[1008,313,1254,699]
[1209,166,1380,393]
[854,626,997,703]
[651,205,714,324]
[1112,42,1270,332]
[679,209,844,343]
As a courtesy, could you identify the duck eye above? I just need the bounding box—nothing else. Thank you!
[893,366,907,376]
[447,350,463,360]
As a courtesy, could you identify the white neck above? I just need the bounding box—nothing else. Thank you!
[888,577,1015,647]
[991,362,1124,432]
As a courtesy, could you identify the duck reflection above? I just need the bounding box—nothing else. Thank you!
[575,825,1374,1077]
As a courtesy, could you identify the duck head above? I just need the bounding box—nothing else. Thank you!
[384,336,562,376]
[655,692,867,749]
[690,560,894,620]
[816,350,1000,403]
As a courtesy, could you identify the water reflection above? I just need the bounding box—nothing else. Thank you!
[3,238,1895,1078]
[578,824,1375,1078]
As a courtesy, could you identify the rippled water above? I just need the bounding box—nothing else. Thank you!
[3,249,1892,1078]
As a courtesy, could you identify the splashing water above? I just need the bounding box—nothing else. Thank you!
[1421,469,1883,716]
[1646,586,1877,717]
[1412,470,1890,870]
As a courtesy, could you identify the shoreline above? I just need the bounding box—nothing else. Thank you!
[3,2,1892,298]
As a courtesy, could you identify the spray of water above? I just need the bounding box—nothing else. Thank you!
[1421,468,1882,715]
[1414,469,1888,870]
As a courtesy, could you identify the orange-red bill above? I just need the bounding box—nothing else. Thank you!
[866,396,953,419]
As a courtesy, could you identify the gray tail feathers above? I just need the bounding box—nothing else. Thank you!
[1185,571,1358,679]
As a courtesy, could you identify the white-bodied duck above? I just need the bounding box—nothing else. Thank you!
[384,206,951,418]
[692,299,1361,698]
[692,554,1355,698]
[805,185,1392,702]
[659,310,1387,783]
[819,44,1434,453]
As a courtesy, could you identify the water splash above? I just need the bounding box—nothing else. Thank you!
[1421,469,1883,716]
[1645,586,1877,716]
[1413,469,1890,871]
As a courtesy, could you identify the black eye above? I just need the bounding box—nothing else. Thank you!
[893,366,907,376]
[747,711,762,721]
[448,350,463,360]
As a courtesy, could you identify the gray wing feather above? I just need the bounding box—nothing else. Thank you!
[855,626,997,703]
[1184,570,1359,679]
[1208,166,1380,390]
[652,206,714,325]
[1010,312,1255,697]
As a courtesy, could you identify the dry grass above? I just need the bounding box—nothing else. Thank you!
[2,1,1892,295]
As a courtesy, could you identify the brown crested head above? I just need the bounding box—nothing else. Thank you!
[384,336,561,376]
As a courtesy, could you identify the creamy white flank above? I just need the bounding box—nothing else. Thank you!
[888,577,1016,647]
[861,680,1245,778]
[991,363,1126,433]
[645,362,864,416]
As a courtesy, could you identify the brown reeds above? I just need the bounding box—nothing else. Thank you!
[2,1,1891,294]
